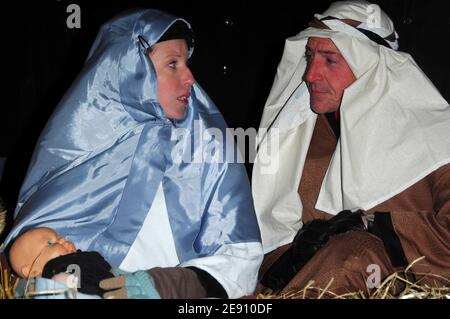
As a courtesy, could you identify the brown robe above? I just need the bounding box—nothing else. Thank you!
[256,114,450,297]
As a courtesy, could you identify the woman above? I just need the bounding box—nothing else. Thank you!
[4,9,262,299]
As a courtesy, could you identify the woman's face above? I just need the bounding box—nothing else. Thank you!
[150,39,195,120]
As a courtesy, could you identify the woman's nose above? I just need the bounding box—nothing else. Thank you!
[183,67,195,87]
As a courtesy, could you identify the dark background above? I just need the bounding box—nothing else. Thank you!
[1,0,449,239]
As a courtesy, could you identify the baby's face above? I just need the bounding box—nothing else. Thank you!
[27,228,77,276]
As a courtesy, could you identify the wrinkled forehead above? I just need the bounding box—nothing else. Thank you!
[306,37,341,51]
[294,27,380,79]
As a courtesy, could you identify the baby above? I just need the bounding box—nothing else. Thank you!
[9,227,76,279]
[8,227,113,295]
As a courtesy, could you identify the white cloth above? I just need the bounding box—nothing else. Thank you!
[23,277,101,299]
[180,242,263,299]
[120,182,263,298]
[315,0,399,49]
[120,183,180,271]
[253,2,450,253]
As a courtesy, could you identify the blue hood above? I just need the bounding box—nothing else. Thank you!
[5,9,261,267]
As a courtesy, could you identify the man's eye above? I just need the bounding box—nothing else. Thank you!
[47,241,54,246]
[327,58,337,64]
[168,61,176,69]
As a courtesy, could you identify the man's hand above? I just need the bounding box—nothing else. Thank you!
[290,219,331,272]
[99,270,161,299]
[261,210,367,291]
[291,210,366,271]
[261,219,332,291]
[327,210,367,234]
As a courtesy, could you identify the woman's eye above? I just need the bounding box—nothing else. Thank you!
[168,61,177,69]
[47,241,54,246]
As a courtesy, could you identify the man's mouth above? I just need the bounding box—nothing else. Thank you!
[307,83,329,95]
[311,88,329,94]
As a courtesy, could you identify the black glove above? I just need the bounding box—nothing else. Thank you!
[261,219,331,291]
[327,209,366,234]
[261,210,366,291]
[42,251,114,296]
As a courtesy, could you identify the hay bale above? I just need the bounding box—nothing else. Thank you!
[1,250,20,299]
[0,200,6,237]
[257,257,450,299]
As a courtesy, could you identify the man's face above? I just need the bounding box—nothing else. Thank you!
[150,39,195,120]
[304,37,356,114]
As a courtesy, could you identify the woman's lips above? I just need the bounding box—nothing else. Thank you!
[177,95,190,105]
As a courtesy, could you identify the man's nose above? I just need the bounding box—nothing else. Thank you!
[304,59,322,83]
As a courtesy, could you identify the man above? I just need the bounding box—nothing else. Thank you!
[252,0,449,296]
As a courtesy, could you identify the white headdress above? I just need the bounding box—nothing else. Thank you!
[253,0,450,253]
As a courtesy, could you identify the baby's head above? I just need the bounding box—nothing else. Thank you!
[9,227,76,278]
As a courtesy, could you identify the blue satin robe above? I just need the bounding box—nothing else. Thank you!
[4,9,262,297]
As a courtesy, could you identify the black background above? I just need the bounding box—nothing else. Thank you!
[0,0,449,237]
